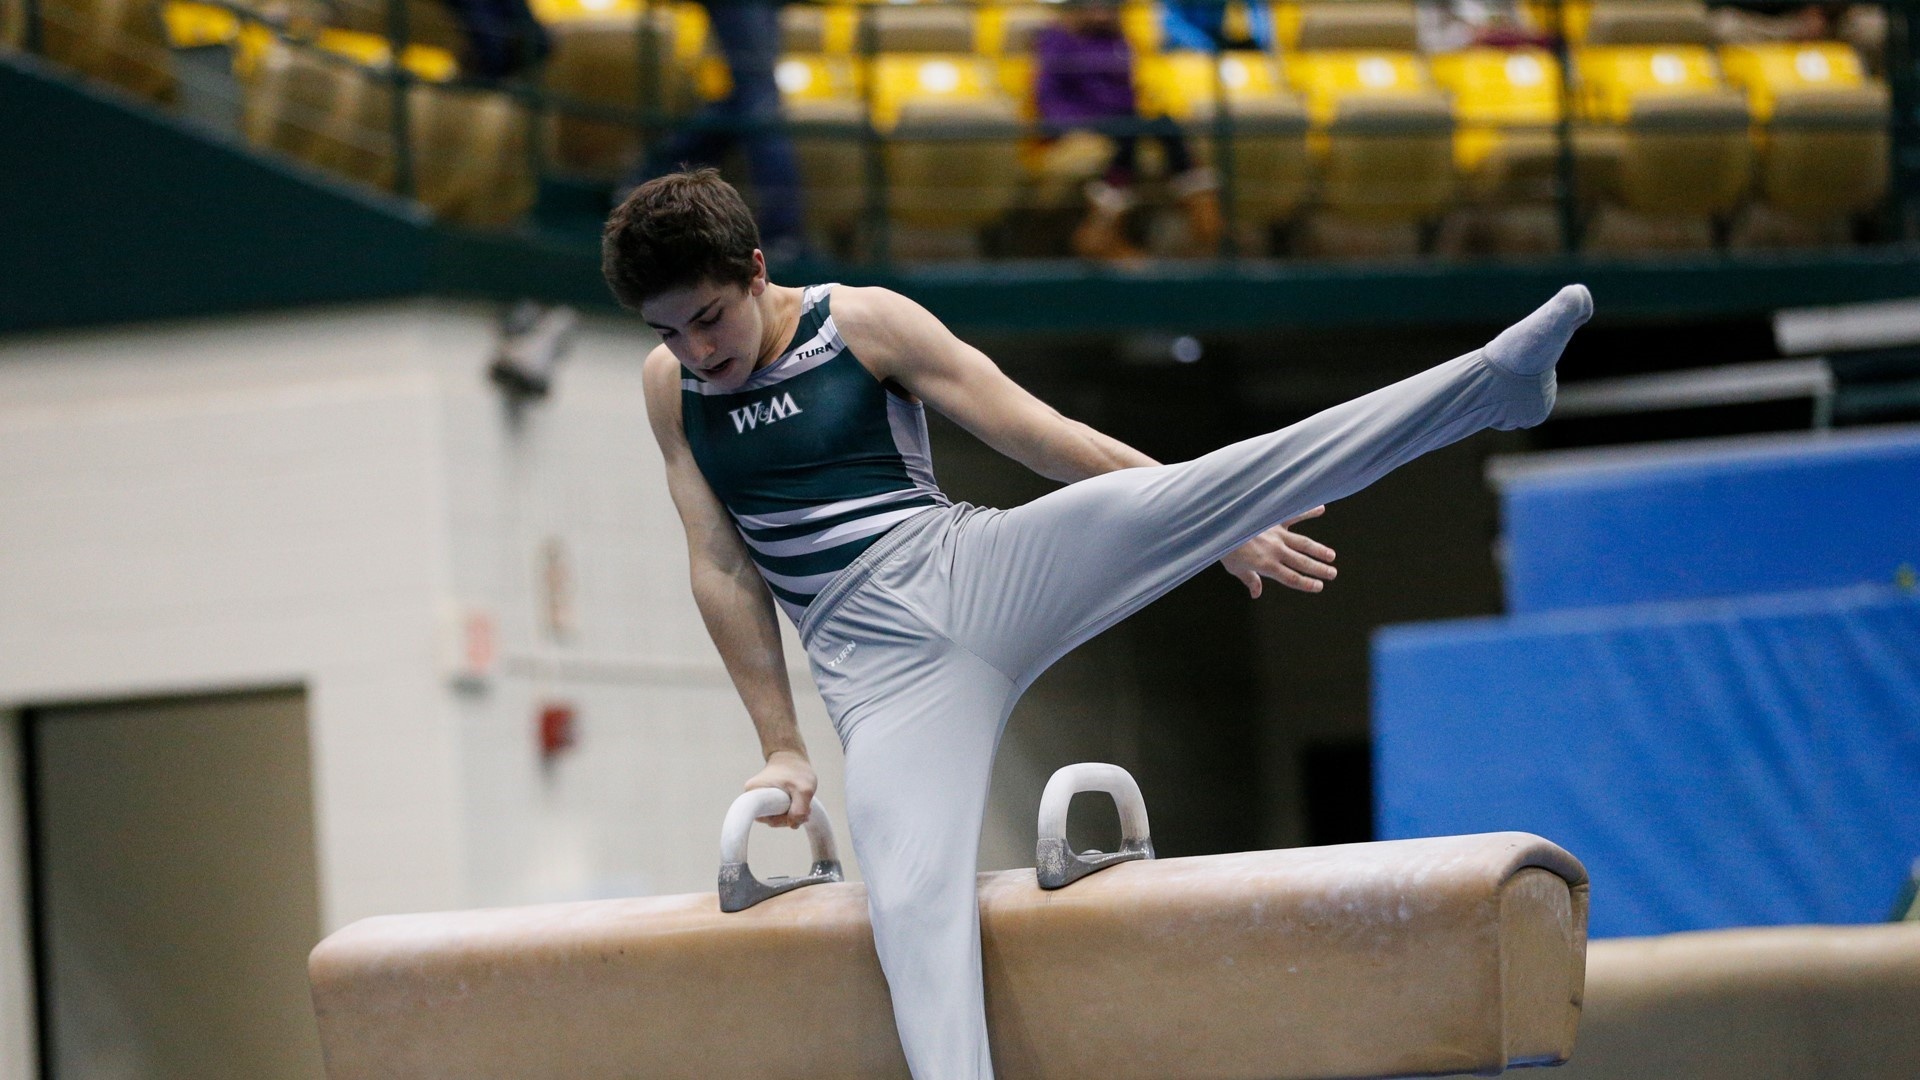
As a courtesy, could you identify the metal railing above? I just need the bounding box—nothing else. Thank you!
[6,0,1917,263]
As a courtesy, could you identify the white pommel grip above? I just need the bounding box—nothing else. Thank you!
[717,788,843,913]
[1036,762,1155,890]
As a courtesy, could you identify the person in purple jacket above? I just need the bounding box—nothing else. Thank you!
[1033,0,1223,260]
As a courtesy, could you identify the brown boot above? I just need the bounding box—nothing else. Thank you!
[1172,167,1223,254]
[1071,180,1147,263]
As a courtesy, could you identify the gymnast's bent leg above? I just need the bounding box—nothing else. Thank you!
[804,567,1020,1080]
[943,284,1591,684]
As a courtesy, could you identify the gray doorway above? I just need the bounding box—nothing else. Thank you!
[24,689,326,1080]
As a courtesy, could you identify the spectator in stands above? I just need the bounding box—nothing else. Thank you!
[1417,0,1551,53]
[624,0,806,262]
[1035,0,1223,261]
[1713,3,1885,71]
[438,0,550,81]
[1162,0,1275,51]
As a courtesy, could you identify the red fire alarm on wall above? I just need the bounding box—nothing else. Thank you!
[539,702,578,758]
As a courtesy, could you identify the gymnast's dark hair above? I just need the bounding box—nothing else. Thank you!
[602,168,762,309]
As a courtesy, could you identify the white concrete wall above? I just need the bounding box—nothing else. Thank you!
[0,300,1058,1062]
[0,307,463,930]
[0,299,993,919]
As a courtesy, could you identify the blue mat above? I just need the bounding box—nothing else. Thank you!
[1497,426,1920,613]
[1374,585,1920,938]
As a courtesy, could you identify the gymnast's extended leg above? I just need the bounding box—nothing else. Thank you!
[943,284,1592,684]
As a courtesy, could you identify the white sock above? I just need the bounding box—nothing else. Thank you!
[1484,285,1593,377]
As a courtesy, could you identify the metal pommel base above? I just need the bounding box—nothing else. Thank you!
[1034,763,1156,889]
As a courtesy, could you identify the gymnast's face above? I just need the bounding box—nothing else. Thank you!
[642,259,771,393]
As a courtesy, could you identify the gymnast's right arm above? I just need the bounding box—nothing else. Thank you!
[642,347,817,829]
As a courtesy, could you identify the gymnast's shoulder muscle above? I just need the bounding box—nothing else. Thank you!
[820,284,964,387]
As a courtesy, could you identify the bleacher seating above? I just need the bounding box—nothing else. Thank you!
[236,27,531,225]
[871,2,977,54]
[1278,0,1421,52]
[774,53,866,248]
[871,51,1023,246]
[1721,41,1890,243]
[1286,47,1455,255]
[1431,47,1567,252]
[1576,43,1752,249]
[1139,50,1311,241]
[38,0,178,102]
[326,0,468,54]
[12,0,1896,256]
[536,0,709,175]
[3,0,25,50]
[1578,0,1715,47]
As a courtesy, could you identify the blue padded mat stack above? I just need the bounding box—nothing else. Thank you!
[1374,427,1920,938]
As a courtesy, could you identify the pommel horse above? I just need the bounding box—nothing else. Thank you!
[309,764,1589,1079]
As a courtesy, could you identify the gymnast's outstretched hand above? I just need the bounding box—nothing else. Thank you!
[1220,505,1338,598]
[745,749,817,829]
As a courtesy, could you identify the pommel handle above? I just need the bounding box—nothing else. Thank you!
[1036,763,1154,890]
[718,788,843,912]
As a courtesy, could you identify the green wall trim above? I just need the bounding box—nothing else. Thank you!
[0,51,432,335]
[430,238,1920,333]
[877,250,1920,331]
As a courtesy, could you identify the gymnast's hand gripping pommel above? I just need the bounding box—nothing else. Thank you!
[718,788,844,913]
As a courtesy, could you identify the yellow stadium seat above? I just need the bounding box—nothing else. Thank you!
[1524,0,1711,48]
[1719,40,1870,122]
[164,0,239,48]
[538,4,707,174]
[239,33,531,224]
[983,1,1050,106]
[1576,44,1726,122]
[870,54,1023,238]
[325,0,468,54]
[870,53,1006,133]
[868,3,977,54]
[1431,48,1561,189]
[977,2,1050,57]
[239,34,371,176]
[1574,44,1750,249]
[776,52,862,103]
[775,54,868,242]
[529,0,624,19]
[410,84,536,225]
[38,0,178,101]
[531,0,710,63]
[1721,42,1889,226]
[1138,51,1312,228]
[780,2,858,55]
[1275,1,1419,52]
[313,27,460,80]
[1285,49,1429,123]
[1285,49,1455,222]
[1430,47,1585,252]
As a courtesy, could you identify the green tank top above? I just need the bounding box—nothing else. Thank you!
[681,284,948,624]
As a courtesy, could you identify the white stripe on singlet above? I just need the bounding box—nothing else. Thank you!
[681,288,845,396]
[730,486,933,531]
[735,504,933,559]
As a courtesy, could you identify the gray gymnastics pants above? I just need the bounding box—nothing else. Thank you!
[796,350,1554,1079]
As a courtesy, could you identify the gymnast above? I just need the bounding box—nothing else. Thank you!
[604,168,1592,1079]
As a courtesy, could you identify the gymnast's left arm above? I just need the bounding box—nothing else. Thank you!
[831,285,1337,597]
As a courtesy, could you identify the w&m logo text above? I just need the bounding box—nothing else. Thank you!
[730,392,803,434]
